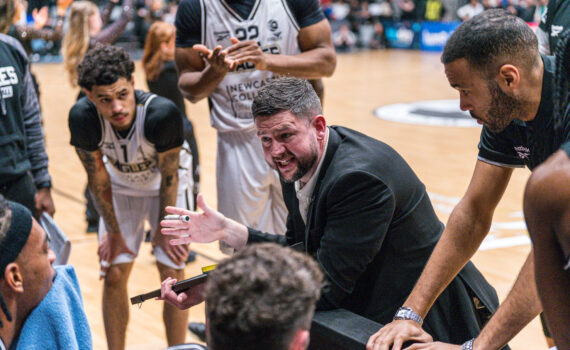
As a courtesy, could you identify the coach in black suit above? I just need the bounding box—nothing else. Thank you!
[160,77,501,345]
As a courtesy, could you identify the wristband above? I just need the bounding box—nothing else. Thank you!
[462,338,474,350]
[393,306,423,326]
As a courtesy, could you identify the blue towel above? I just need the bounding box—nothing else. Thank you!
[11,265,92,350]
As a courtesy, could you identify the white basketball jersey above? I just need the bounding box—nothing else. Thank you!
[98,94,162,197]
[201,0,301,132]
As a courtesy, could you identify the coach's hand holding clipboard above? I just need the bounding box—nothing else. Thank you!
[157,276,207,310]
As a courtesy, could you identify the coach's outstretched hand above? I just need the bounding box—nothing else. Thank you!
[161,194,249,250]
[367,320,433,350]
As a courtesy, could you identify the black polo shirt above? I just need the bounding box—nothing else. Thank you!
[477,54,570,170]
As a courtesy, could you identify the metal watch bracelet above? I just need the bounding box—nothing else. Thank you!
[462,338,474,350]
[393,306,424,326]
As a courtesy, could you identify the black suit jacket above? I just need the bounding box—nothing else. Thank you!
[249,126,500,343]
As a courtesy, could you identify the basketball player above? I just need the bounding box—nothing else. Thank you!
[174,0,336,251]
[368,10,569,350]
[68,45,192,350]
[523,30,570,350]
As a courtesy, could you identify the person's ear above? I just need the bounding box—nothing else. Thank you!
[2,263,24,294]
[84,88,95,102]
[289,329,310,350]
[311,115,327,140]
[497,64,520,90]
[130,75,135,88]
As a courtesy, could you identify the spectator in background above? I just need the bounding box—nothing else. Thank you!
[420,0,446,21]
[330,0,351,21]
[441,0,460,21]
[142,21,200,211]
[457,0,484,20]
[62,0,134,90]
[333,21,357,52]
[397,0,417,20]
[369,21,388,49]
[376,0,396,21]
[516,0,539,22]
[7,0,71,57]
[6,0,72,106]
[482,0,501,10]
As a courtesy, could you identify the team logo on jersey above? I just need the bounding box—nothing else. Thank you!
[513,146,530,159]
[551,25,564,37]
[267,20,282,41]
[0,66,18,100]
[107,156,156,173]
[215,30,231,42]
[103,142,116,150]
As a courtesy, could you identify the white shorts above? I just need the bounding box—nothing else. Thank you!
[216,128,287,233]
[99,146,194,269]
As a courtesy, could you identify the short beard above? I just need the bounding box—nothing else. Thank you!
[278,141,319,183]
[485,81,524,133]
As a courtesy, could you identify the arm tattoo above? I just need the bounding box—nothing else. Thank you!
[158,148,180,222]
[75,148,121,234]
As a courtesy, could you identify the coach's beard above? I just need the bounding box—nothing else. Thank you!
[272,150,318,184]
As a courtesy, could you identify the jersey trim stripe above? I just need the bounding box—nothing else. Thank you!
[200,0,206,44]
[477,156,526,169]
[219,0,243,22]
[97,107,106,149]
[248,0,262,20]
[280,0,300,31]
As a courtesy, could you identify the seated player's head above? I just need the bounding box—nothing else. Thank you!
[252,77,327,184]
[0,195,56,334]
[205,243,323,350]
[441,9,541,133]
[78,45,137,132]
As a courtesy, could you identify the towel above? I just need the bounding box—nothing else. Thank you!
[11,265,92,350]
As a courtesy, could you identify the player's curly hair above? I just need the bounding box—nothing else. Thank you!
[442,9,539,79]
[205,243,323,350]
[77,44,135,90]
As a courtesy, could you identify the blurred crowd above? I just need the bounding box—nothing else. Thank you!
[3,0,551,60]
[6,0,179,62]
[322,0,548,51]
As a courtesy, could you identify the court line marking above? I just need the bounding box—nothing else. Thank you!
[428,192,530,251]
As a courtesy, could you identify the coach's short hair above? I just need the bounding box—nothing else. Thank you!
[77,45,135,90]
[442,9,538,78]
[205,243,323,350]
[252,77,322,123]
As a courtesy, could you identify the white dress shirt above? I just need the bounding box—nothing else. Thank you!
[295,128,330,224]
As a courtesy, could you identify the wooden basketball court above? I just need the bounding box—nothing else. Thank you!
[34,49,544,349]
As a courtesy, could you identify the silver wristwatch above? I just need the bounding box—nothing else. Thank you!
[462,338,474,350]
[393,306,423,326]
